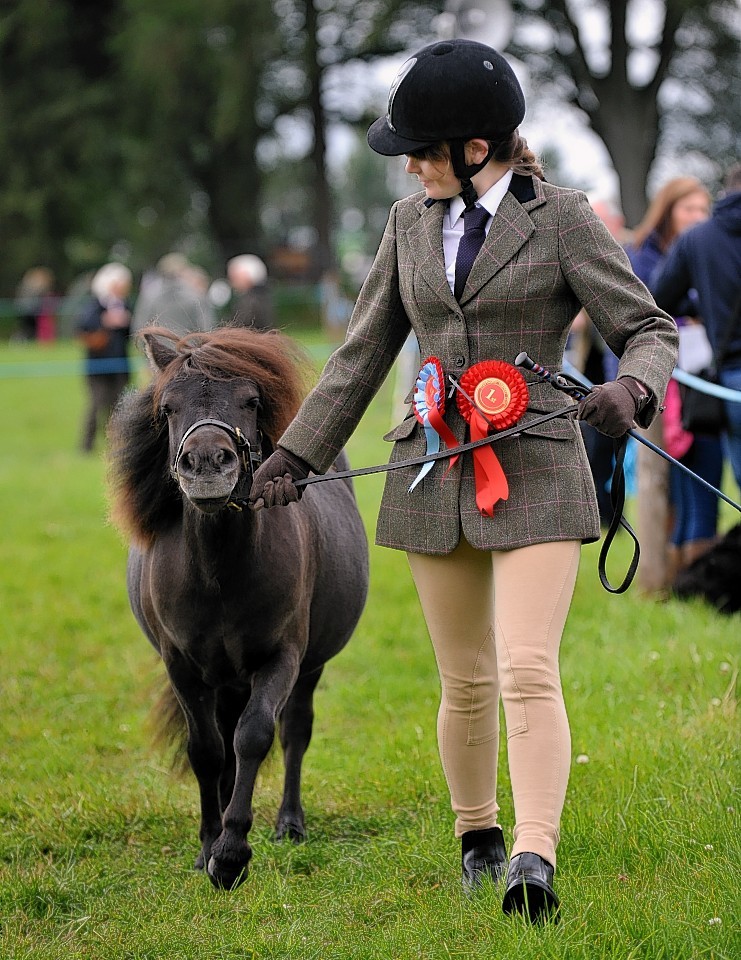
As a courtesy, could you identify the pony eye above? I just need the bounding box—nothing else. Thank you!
[160,402,173,418]
[241,396,261,411]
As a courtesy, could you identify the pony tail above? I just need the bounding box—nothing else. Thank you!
[491,131,546,181]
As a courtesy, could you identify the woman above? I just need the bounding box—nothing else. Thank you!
[249,40,677,921]
[626,178,720,576]
[77,262,133,453]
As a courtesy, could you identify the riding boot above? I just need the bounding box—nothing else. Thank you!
[502,852,559,922]
[461,826,507,891]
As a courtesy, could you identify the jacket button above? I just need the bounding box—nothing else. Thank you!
[452,355,465,367]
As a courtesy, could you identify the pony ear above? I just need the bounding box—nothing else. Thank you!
[143,334,177,372]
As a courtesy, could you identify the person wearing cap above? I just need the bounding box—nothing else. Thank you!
[248,39,677,921]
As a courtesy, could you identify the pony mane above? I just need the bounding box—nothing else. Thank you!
[108,326,314,545]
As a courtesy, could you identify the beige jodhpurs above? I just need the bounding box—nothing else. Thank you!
[407,538,580,869]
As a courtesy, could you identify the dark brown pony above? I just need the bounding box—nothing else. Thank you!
[108,326,369,889]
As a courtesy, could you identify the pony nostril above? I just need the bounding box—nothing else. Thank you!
[213,447,238,469]
[178,451,199,477]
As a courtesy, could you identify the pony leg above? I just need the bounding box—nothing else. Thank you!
[207,649,301,890]
[215,688,247,815]
[166,660,226,873]
[275,666,324,841]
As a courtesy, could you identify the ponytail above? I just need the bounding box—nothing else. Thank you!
[490,132,545,181]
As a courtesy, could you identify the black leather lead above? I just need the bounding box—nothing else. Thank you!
[294,403,578,487]
[597,436,640,594]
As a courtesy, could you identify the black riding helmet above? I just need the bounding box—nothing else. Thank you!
[367,39,525,209]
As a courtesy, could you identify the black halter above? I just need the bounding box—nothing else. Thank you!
[171,418,263,510]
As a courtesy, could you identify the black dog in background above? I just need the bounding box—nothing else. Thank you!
[673,524,741,614]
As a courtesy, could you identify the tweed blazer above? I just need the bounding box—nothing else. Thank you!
[280,174,679,554]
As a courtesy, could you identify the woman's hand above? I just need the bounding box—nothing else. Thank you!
[248,447,311,510]
[576,377,648,437]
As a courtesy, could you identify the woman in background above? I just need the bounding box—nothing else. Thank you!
[627,177,720,577]
[77,262,133,453]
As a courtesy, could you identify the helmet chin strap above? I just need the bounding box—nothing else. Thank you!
[449,140,496,210]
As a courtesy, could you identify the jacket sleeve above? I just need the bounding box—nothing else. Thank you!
[559,191,679,424]
[279,202,412,472]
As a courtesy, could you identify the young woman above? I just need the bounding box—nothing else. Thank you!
[249,40,678,921]
[626,178,720,578]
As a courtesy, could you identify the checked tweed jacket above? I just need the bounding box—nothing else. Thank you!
[280,174,679,554]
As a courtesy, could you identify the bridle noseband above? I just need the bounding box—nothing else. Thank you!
[171,417,263,510]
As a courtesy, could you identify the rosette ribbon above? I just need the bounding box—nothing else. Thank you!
[456,360,529,517]
[409,357,460,492]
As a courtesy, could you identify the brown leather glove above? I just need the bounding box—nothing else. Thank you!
[248,447,311,510]
[576,377,649,438]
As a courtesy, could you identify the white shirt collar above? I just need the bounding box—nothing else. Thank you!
[448,169,514,227]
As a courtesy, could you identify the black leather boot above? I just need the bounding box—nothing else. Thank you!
[461,826,507,891]
[501,852,560,922]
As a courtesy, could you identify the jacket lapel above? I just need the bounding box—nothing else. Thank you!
[406,198,460,308]
[459,175,545,305]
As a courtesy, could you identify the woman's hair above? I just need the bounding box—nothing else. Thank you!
[489,131,545,181]
[407,131,545,181]
[91,262,133,301]
[630,177,710,252]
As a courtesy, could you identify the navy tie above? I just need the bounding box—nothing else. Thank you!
[454,204,490,301]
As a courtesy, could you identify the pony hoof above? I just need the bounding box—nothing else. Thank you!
[207,855,249,890]
[275,820,306,843]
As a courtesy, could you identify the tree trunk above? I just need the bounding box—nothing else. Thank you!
[636,417,671,594]
[201,141,264,262]
[589,82,659,228]
[304,0,333,278]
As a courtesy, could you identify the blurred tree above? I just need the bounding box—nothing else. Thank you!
[509,0,741,225]
[261,0,446,278]
[0,0,127,294]
[116,0,277,266]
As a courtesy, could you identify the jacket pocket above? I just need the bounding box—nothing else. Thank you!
[383,408,577,443]
[518,407,578,441]
[383,415,418,442]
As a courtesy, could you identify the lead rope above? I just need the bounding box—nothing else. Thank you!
[598,435,640,593]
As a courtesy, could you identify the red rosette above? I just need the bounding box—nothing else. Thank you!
[455,361,529,518]
[456,360,529,430]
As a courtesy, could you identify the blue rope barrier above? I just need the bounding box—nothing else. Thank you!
[670,367,741,403]
[0,357,147,379]
[562,360,741,404]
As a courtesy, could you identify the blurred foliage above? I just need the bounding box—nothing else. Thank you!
[510,0,741,226]
[0,0,738,298]
[0,0,443,296]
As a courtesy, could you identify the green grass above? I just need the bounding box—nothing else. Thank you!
[0,338,738,959]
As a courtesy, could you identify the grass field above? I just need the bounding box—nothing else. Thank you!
[0,337,738,959]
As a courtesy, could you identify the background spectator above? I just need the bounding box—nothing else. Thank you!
[627,176,720,577]
[77,262,133,453]
[13,266,56,342]
[132,252,215,336]
[225,254,275,330]
[651,163,741,496]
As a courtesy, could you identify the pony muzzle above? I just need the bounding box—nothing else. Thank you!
[172,418,263,512]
